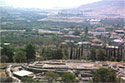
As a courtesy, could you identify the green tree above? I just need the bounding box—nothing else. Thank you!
[13,50,27,62]
[47,48,64,59]
[96,49,106,61]
[73,30,81,36]
[40,48,47,56]
[21,77,34,82]
[54,48,64,59]
[44,71,59,82]
[25,44,36,60]
[85,27,88,35]
[62,55,68,60]
[1,46,14,62]
[92,68,117,82]
[62,72,79,82]
[1,55,9,63]
[89,48,96,60]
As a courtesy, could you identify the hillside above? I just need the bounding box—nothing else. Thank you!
[79,0,124,16]
[60,0,124,18]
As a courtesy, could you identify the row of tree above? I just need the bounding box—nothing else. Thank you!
[1,44,36,63]
[1,43,124,63]
[89,48,124,61]
[40,48,68,60]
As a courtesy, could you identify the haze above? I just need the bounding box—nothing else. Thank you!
[4,0,101,9]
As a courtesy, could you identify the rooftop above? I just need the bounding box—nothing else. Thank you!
[13,70,33,77]
[96,27,105,29]
[115,30,125,33]
[113,39,123,43]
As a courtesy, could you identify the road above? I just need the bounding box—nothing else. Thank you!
[6,65,21,83]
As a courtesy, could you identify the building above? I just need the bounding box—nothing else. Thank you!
[112,39,124,46]
[4,43,10,46]
[92,38,103,44]
[78,42,91,48]
[13,70,33,79]
[115,30,125,36]
[96,27,105,32]
[88,31,106,37]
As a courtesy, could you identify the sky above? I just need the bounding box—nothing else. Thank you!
[3,0,101,9]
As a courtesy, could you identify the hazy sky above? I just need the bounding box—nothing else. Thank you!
[4,0,101,9]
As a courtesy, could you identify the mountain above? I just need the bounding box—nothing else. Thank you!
[60,0,124,18]
[79,0,124,8]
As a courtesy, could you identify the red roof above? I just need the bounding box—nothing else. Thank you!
[92,38,103,42]
[96,27,105,29]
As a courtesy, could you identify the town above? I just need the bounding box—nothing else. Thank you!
[0,0,125,83]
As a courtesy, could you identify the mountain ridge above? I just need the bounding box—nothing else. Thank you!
[78,0,124,14]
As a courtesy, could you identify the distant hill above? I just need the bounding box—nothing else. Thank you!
[79,0,124,8]
[60,0,124,18]
[79,0,124,16]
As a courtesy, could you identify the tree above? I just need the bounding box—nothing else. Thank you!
[13,50,27,62]
[62,55,68,60]
[89,48,96,60]
[54,48,64,59]
[25,44,36,60]
[1,46,14,62]
[1,55,9,63]
[85,27,88,35]
[62,72,79,82]
[40,48,47,56]
[21,77,34,82]
[73,30,80,36]
[44,71,59,82]
[96,49,106,61]
[46,48,64,59]
[92,68,117,82]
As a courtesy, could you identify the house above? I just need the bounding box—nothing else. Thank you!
[96,27,105,32]
[112,39,124,46]
[88,31,106,37]
[92,38,103,44]
[4,43,10,46]
[78,42,91,48]
[110,32,118,39]
[115,30,125,36]
[91,43,103,48]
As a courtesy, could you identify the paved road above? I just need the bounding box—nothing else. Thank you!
[6,65,21,83]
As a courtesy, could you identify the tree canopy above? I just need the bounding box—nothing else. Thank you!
[96,49,106,61]
[44,71,59,82]
[1,46,14,62]
[89,48,96,60]
[73,30,81,36]
[25,44,36,60]
[62,72,79,82]
[13,50,27,62]
[92,68,117,82]
[1,55,9,63]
